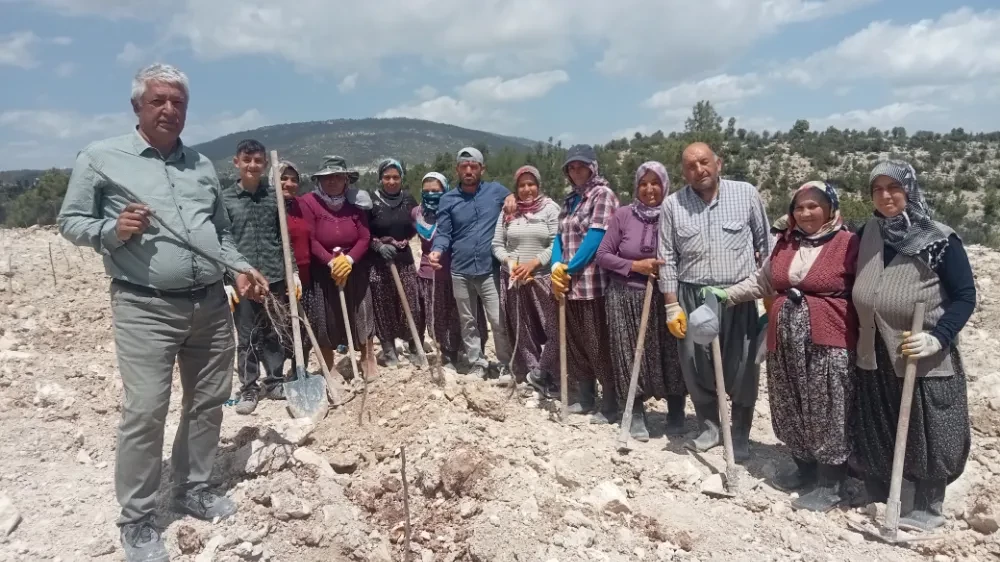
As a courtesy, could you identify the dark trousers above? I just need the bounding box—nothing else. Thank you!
[235,280,287,392]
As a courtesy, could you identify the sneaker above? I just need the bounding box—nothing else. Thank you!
[234,388,259,415]
[120,517,168,562]
[171,489,238,521]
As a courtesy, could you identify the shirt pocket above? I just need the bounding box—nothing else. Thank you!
[721,221,749,251]
[675,223,702,255]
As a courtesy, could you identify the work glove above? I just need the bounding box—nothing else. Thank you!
[329,255,353,287]
[376,243,398,261]
[901,331,942,359]
[224,285,239,312]
[666,302,687,339]
[292,273,302,300]
[700,286,729,304]
[551,262,570,296]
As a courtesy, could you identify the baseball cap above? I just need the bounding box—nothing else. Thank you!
[563,144,597,168]
[688,291,721,345]
[456,147,484,165]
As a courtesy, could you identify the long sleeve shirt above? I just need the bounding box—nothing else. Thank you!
[221,180,294,284]
[57,129,251,290]
[657,179,771,295]
[368,193,418,265]
[298,192,370,266]
[596,207,661,290]
[430,181,511,277]
[287,198,312,285]
[491,199,560,270]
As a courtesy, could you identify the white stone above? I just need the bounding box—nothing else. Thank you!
[236,440,293,475]
[0,494,22,538]
[194,535,227,562]
[592,481,631,514]
[293,447,336,478]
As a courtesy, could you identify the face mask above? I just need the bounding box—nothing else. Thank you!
[421,191,443,210]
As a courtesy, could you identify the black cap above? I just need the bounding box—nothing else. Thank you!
[563,144,597,168]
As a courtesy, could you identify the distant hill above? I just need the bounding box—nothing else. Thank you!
[191,117,537,177]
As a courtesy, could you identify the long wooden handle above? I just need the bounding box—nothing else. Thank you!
[617,276,655,448]
[389,261,427,366]
[559,296,568,423]
[884,301,927,538]
[711,338,737,476]
[270,150,306,376]
[297,302,341,406]
[338,287,361,380]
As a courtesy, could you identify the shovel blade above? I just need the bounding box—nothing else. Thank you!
[285,367,329,420]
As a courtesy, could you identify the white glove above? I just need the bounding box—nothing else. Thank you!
[224,285,239,312]
[901,331,942,359]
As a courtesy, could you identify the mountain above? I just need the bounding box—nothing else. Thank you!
[191,117,538,176]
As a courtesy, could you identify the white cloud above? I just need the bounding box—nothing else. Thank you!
[337,73,358,93]
[376,96,514,133]
[811,102,944,130]
[643,74,765,113]
[116,42,145,65]
[414,85,438,100]
[54,62,76,78]
[18,0,871,80]
[50,36,72,46]
[0,31,39,68]
[609,125,654,140]
[0,109,133,140]
[458,70,569,103]
[783,8,1000,86]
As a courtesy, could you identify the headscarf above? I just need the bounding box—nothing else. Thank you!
[504,165,551,224]
[565,160,610,197]
[631,161,669,224]
[869,160,949,268]
[376,158,406,208]
[772,180,843,243]
[416,171,449,241]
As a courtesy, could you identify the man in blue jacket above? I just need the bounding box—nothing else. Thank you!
[428,147,512,378]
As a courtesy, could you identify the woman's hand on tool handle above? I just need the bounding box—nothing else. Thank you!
[116,203,151,241]
[630,258,664,278]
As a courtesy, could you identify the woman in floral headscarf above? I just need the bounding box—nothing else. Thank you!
[492,165,561,389]
[412,172,488,368]
[705,180,859,512]
[367,158,420,367]
[851,161,975,532]
[596,161,685,441]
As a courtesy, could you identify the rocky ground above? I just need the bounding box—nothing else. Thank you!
[0,226,998,562]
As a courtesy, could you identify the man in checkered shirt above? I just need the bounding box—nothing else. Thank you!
[657,142,772,462]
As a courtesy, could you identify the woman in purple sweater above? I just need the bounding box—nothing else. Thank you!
[596,161,686,441]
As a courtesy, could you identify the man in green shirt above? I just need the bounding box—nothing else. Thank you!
[57,63,268,562]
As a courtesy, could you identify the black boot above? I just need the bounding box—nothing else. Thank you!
[567,379,596,414]
[899,479,947,532]
[864,477,889,504]
[686,402,721,452]
[772,457,817,492]
[591,384,620,424]
[624,403,649,442]
[665,395,687,436]
[381,339,399,368]
[731,405,754,463]
[792,463,846,512]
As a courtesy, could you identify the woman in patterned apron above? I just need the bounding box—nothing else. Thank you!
[706,181,858,512]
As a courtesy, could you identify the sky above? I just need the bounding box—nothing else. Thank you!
[0,0,998,170]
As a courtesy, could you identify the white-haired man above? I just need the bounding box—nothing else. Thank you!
[58,63,267,562]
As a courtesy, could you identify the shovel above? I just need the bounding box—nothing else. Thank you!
[558,293,569,423]
[616,275,655,453]
[847,303,947,545]
[271,150,328,421]
[389,261,428,368]
[705,336,739,497]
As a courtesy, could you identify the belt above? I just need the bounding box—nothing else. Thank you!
[112,279,221,300]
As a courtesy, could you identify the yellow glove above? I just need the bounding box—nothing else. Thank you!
[551,262,570,296]
[292,273,302,300]
[329,255,352,286]
[224,285,239,312]
[666,302,687,339]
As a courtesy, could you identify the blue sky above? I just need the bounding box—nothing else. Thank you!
[1,0,998,170]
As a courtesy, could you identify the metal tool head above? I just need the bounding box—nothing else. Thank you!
[284,366,329,421]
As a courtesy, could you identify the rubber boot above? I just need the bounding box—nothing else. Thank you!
[381,339,399,368]
[731,405,754,463]
[772,457,817,492]
[686,402,721,452]
[899,478,947,532]
[627,403,649,442]
[792,463,846,512]
[665,395,687,436]
[567,379,596,414]
[591,384,620,424]
[864,477,889,504]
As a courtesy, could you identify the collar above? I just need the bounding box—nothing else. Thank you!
[683,184,720,209]
[130,126,186,163]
